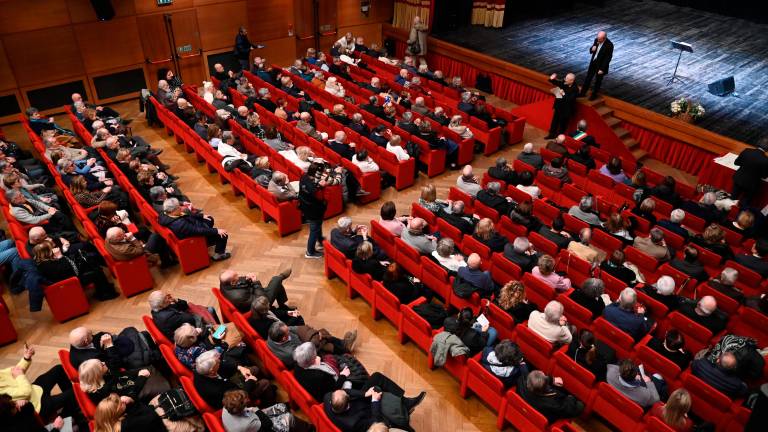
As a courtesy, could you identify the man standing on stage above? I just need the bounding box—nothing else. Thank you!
[732,138,768,205]
[579,31,614,101]
[233,26,264,71]
[546,72,579,139]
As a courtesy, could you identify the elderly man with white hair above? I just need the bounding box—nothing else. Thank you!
[219,266,292,313]
[658,208,690,240]
[267,171,298,202]
[678,295,728,334]
[148,289,219,340]
[503,236,539,273]
[324,76,345,98]
[640,275,680,311]
[159,197,230,261]
[411,96,429,115]
[568,196,602,226]
[68,326,120,369]
[329,216,369,258]
[193,349,276,410]
[707,267,744,303]
[546,72,579,139]
[528,300,572,344]
[327,130,356,160]
[385,134,410,161]
[603,288,653,340]
[400,217,437,255]
[517,142,544,169]
[456,165,481,197]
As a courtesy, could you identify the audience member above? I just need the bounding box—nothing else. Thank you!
[670,246,709,281]
[537,215,572,249]
[222,389,312,432]
[640,275,681,311]
[600,250,640,286]
[472,218,507,253]
[734,239,768,277]
[599,157,630,184]
[532,254,572,292]
[495,280,537,323]
[480,339,528,388]
[352,241,388,280]
[570,278,608,318]
[633,228,671,261]
[632,197,658,225]
[503,236,539,273]
[193,350,276,410]
[487,157,518,185]
[456,165,481,196]
[568,196,601,225]
[693,224,734,261]
[545,135,568,156]
[542,157,570,183]
[437,200,478,235]
[680,192,725,226]
[658,209,690,241]
[323,381,425,431]
[517,143,543,170]
[606,359,661,409]
[431,237,467,273]
[707,267,745,303]
[417,184,448,213]
[515,171,541,199]
[476,181,514,215]
[516,370,585,422]
[456,253,496,298]
[646,329,692,370]
[331,217,370,259]
[400,217,437,255]
[159,197,230,261]
[509,200,541,231]
[677,296,727,334]
[648,388,694,432]
[567,227,605,265]
[603,288,652,340]
[569,144,596,170]
[566,329,610,381]
[691,352,747,398]
[528,300,572,345]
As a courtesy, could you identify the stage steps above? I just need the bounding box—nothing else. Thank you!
[587,97,648,163]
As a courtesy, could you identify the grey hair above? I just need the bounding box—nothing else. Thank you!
[543,300,564,323]
[337,216,353,229]
[351,113,362,122]
[670,209,685,223]
[293,342,317,369]
[56,158,73,171]
[649,228,665,243]
[495,157,507,168]
[513,236,529,253]
[436,237,455,258]
[654,276,675,296]
[523,143,534,153]
[258,88,269,97]
[581,278,605,298]
[579,196,593,212]
[401,111,413,122]
[619,288,637,310]
[720,267,738,285]
[149,186,166,201]
[487,182,501,194]
[268,321,287,342]
[577,119,588,131]
[147,290,166,312]
[4,189,20,201]
[461,92,472,102]
[701,192,717,205]
[162,197,180,213]
[195,350,221,375]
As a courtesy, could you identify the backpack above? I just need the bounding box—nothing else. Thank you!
[413,302,448,329]
[452,275,477,299]
[157,388,197,421]
[118,327,162,370]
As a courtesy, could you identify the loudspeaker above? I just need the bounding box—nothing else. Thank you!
[90,0,115,21]
[707,76,735,96]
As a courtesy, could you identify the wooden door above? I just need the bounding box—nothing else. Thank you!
[137,14,174,92]
[167,10,205,87]
[317,0,338,50]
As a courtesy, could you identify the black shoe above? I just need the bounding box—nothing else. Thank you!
[96,290,120,301]
[544,134,556,140]
[150,149,163,156]
[404,391,426,412]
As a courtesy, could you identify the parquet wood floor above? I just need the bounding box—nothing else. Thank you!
[0,97,695,431]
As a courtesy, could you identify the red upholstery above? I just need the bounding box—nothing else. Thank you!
[73,382,96,419]
[436,217,463,243]
[592,382,645,432]
[58,350,79,382]
[419,256,452,304]
[521,273,558,310]
[44,277,90,322]
[349,270,375,307]
[142,315,171,346]
[411,202,437,225]
[460,354,506,412]
[666,311,714,353]
[323,240,351,284]
[159,343,193,378]
[490,252,522,287]
[202,412,226,432]
[680,370,737,429]
[485,302,516,341]
[312,404,341,432]
[211,287,237,323]
[448,187,474,213]
[727,307,768,347]
[551,351,596,407]
[370,220,397,259]
[593,317,636,359]
[529,231,559,257]
[399,297,436,352]
[0,301,17,346]
[395,237,422,279]
[372,280,402,324]
[461,235,492,261]
[498,388,566,431]
[515,324,555,372]
[285,373,319,421]
[179,375,215,413]
[635,344,682,386]
[558,293,594,332]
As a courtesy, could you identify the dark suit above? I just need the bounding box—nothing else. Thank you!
[734,254,768,277]
[368,133,388,147]
[360,103,385,119]
[580,37,613,97]
[323,389,382,432]
[349,122,370,136]
[657,220,689,241]
[327,140,355,160]
[690,358,747,398]
[503,244,539,273]
[475,190,514,216]
[294,368,345,403]
[487,166,519,185]
[439,210,478,236]
[670,259,709,282]
[603,303,652,341]
[548,78,579,137]
[396,121,420,136]
[677,302,727,334]
[732,148,768,204]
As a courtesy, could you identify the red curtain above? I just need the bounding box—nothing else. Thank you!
[622,122,715,176]
[395,40,478,86]
[490,74,550,106]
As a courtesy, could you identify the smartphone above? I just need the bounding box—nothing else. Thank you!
[212,324,227,339]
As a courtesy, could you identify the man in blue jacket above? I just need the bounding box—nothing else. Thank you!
[158,198,230,261]
[603,288,653,340]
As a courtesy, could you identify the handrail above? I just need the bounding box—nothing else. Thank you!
[177,48,202,60]
[146,57,173,65]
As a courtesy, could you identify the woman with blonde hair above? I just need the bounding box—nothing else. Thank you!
[448,114,473,139]
[472,217,507,253]
[495,280,537,323]
[93,393,166,432]
[649,388,693,431]
[250,156,272,187]
[352,241,388,280]
[79,358,154,406]
[532,254,572,292]
[70,174,107,207]
[418,183,448,213]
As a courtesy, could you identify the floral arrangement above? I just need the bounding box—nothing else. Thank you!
[670,97,705,121]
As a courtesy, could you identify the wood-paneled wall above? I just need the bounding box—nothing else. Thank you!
[0,0,394,124]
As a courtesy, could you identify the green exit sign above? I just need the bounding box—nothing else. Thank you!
[157,0,173,6]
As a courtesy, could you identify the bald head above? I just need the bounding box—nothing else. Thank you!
[219,270,238,285]
[467,253,482,269]
[409,217,426,232]
[334,131,346,142]
[300,112,311,122]
[237,106,248,116]
[523,143,534,153]
[720,352,737,370]
[69,327,92,348]
[105,226,125,242]
[28,226,47,244]
[597,31,607,43]
[697,296,717,316]
[461,165,473,177]
[565,73,576,85]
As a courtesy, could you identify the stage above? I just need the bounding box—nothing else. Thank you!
[432,0,768,146]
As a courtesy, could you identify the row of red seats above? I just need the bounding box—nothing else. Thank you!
[152,94,307,236]
[60,106,212,274]
[327,218,756,431]
[181,83,349,218]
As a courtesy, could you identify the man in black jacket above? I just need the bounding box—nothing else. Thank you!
[360,96,385,119]
[327,131,356,160]
[546,72,579,139]
[233,26,263,71]
[579,31,613,101]
[670,246,709,281]
[731,139,768,205]
[678,296,728,334]
[148,290,199,340]
[396,112,420,136]
[691,353,748,398]
[487,157,519,185]
[476,181,515,216]
[219,268,292,313]
[368,125,389,147]
[158,197,230,261]
[437,201,478,235]
[324,381,425,432]
[68,327,121,370]
[734,239,768,277]
[517,370,584,422]
[503,236,539,273]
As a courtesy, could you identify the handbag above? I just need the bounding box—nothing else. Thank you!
[409,41,421,55]
[157,388,197,421]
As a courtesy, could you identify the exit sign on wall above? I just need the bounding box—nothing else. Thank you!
[158,0,173,5]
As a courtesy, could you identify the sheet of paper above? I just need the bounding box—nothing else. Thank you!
[475,313,489,328]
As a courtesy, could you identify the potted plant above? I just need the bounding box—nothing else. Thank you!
[670,97,705,123]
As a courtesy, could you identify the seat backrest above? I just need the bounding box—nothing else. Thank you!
[624,246,660,273]
[179,375,215,413]
[142,315,171,346]
[593,382,644,429]
[521,273,556,310]
[529,231,559,257]
[636,345,681,382]
[202,412,226,432]
[504,390,550,431]
[667,311,713,352]
[411,202,437,225]
[159,343,193,378]
[58,349,79,382]
[515,324,555,371]
[461,235,492,261]
[552,350,596,403]
[490,252,522,285]
[593,317,635,358]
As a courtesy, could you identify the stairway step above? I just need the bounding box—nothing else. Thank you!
[622,137,639,149]
[605,117,621,127]
[614,127,630,139]
[596,106,614,116]
[585,98,605,107]
[631,148,649,160]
